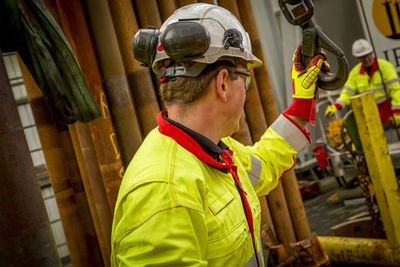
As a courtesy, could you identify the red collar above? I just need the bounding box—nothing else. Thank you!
[157,111,232,171]
[360,58,378,78]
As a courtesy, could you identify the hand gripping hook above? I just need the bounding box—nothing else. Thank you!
[278,0,349,91]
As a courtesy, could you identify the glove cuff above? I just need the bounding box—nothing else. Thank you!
[284,98,316,127]
[334,103,342,110]
[392,108,400,116]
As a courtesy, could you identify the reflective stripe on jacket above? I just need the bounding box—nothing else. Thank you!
[111,114,309,266]
[335,58,400,120]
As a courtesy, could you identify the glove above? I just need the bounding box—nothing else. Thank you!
[284,43,329,126]
[390,114,400,127]
[325,104,338,117]
[291,44,326,99]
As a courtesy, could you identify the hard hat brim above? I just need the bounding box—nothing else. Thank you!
[353,47,373,58]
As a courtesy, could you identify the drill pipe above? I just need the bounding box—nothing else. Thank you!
[21,57,103,267]
[178,0,198,7]
[55,0,124,213]
[134,0,162,29]
[0,52,60,266]
[133,0,164,108]
[157,0,178,23]
[69,123,112,266]
[266,182,297,255]
[54,0,124,264]
[108,0,160,135]
[42,1,107,264]
[218,0,241,18]
[198,0,215,4]
[237,0,279,125]
[85,0,143,166]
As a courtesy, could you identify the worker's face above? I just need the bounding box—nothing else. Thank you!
[226,67,249,135]
[357,53,374,68]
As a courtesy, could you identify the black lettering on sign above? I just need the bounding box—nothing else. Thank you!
[374,0,400,39]
[392,47,400,67]
[383,49,390,61]
[381,47,400,67]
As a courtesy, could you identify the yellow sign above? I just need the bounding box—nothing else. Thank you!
[373,0,400,39]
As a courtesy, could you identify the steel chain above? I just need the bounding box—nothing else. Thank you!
[355,154,383,237]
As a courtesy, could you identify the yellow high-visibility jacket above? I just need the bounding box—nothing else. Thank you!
[335,58,400,122]
[111,113,309,267]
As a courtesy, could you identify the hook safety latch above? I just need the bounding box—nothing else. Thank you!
[278,0,349,91]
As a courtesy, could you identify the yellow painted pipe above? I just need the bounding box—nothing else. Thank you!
[319,236,400,266]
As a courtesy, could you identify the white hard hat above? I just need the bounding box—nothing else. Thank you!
[352,39,373,57]
[152,3,262,73]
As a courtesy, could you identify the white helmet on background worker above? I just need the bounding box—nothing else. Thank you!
[132,3,262,81]
[352,39,373,58]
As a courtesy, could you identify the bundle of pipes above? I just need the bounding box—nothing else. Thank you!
[16,0,311,265]
[21,57,103,266]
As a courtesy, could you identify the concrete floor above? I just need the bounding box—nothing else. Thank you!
[303,187,368,237]
[303,176,384,267]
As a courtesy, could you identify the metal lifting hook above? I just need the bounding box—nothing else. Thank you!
[278,0,349,90]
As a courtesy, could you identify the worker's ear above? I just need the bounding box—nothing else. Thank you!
[215,68,230,103]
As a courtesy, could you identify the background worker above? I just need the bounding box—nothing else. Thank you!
[325,39,400,127]
[111,4,327,266]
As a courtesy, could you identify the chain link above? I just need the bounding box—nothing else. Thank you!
[354,153,383,237]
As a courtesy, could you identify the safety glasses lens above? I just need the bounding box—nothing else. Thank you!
[234,70,252,91]
[245,76,251,90]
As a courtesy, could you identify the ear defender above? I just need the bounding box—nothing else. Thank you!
[132,26,160,67]
[132,22,210,67]
[161,21,210,61]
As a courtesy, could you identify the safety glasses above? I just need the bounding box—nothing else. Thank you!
[234,70,252,91]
